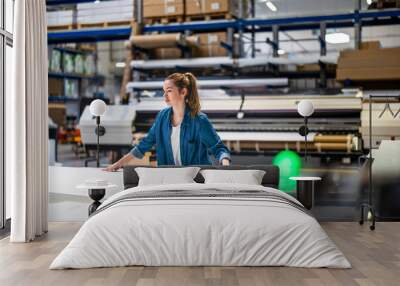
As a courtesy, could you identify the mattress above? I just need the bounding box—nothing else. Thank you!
[50,183,351,269]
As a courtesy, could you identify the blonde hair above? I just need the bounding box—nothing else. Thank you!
[166,72,201,117]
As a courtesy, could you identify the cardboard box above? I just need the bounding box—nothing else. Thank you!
[186,0,206,15]
[360,41,381,50]
[144,0,184,18]
[337,46,400,81]
[49,103,66,127]
[48,78,64,97]
[185,0,241,16]
[193,32,228,57]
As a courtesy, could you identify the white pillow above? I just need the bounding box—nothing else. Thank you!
[200,169,266,185]
[135,167,200,186]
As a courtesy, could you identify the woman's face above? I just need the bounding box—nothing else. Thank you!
[163,80,187,107]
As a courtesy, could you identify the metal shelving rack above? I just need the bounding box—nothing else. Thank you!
[46,0,400,89]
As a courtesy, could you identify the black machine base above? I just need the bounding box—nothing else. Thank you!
[88,188,106,216]
[296,180,314,210]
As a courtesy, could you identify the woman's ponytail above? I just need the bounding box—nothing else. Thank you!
[184,72,201,117]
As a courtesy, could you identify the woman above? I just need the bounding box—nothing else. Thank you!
[103,72,230,171]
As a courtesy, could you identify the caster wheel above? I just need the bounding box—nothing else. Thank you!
[370,225,375,231]
[359,220,364,225]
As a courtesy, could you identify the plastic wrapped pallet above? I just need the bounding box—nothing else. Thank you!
[47,10,74,26]
[77,0,134,24]
[63,53,75,74]
[74,54,84,74]
[64,79,79,99]
[84,55,96,75]
[143,0,184,18]
[49,49,62,73]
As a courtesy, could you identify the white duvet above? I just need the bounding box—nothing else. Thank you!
[50,183,351,269]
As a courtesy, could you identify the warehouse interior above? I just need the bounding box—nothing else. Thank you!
[1,0,400,284]
[42,0,400,223]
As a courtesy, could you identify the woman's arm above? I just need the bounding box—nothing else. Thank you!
[102,153,134,172]
[199,115,231,165]
[103,113,159,172]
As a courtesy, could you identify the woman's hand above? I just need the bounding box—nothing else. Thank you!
[221,158,230,166]
[102,162,122,172]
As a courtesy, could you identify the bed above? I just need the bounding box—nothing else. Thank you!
[50,165,350,269]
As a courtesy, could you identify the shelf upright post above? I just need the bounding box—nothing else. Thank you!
[227,27,234,58]
[272,25,279,58]
[319,22,327,89]
[250,0,255,58]
[238,0,244,58]
[354,0,362,50]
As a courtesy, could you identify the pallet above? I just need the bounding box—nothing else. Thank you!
[48,20,135,31]
[185,13,234,22]
[47,24,76,32]
[77,20,135,29]
[144,16,184,25]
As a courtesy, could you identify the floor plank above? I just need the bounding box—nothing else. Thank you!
[0,222,399,286]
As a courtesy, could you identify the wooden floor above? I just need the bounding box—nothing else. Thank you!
[0,222,399,286]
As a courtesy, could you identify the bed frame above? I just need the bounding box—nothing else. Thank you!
[123,165,280,189]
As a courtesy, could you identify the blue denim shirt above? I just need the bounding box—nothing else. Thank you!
[130,106,230,166]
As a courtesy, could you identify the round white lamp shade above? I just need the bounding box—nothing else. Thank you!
[89,99,107,116]
[297,100,314,117]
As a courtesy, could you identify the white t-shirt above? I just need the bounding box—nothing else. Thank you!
[171,124,182,166]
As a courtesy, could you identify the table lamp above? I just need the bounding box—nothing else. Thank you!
[89,99,107,167]
[297,100,314,162]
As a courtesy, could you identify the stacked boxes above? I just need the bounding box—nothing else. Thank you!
[143,0,184,18]
[336,42,400,81]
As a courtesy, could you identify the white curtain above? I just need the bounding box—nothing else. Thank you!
[8,0,48,242]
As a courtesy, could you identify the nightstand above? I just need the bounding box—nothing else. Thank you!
[289,176,321,210]
[76,180,117,215]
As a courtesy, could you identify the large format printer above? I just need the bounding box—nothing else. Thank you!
[130,93,363,158]
[79,92,400,161]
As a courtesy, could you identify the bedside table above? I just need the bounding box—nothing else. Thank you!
[289,176,321,210]
[77,180,117,215]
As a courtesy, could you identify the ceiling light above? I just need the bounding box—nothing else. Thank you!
[266,1,277,12]
[325,32,350,44]
[366,0,373,5]
[278,49,285,55]
[115,62,126,68]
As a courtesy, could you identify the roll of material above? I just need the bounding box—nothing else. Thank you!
[224,141,353,152]
[313,134,354,143]
[130,33,183,49]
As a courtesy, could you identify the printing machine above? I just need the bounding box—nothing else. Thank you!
[77,91,400,163]
[131,94,363,159]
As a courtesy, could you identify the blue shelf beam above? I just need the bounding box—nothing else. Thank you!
[47,0,106,5]
[48,72,104,81]
[47,10,400,44]
[48,27,132,44]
